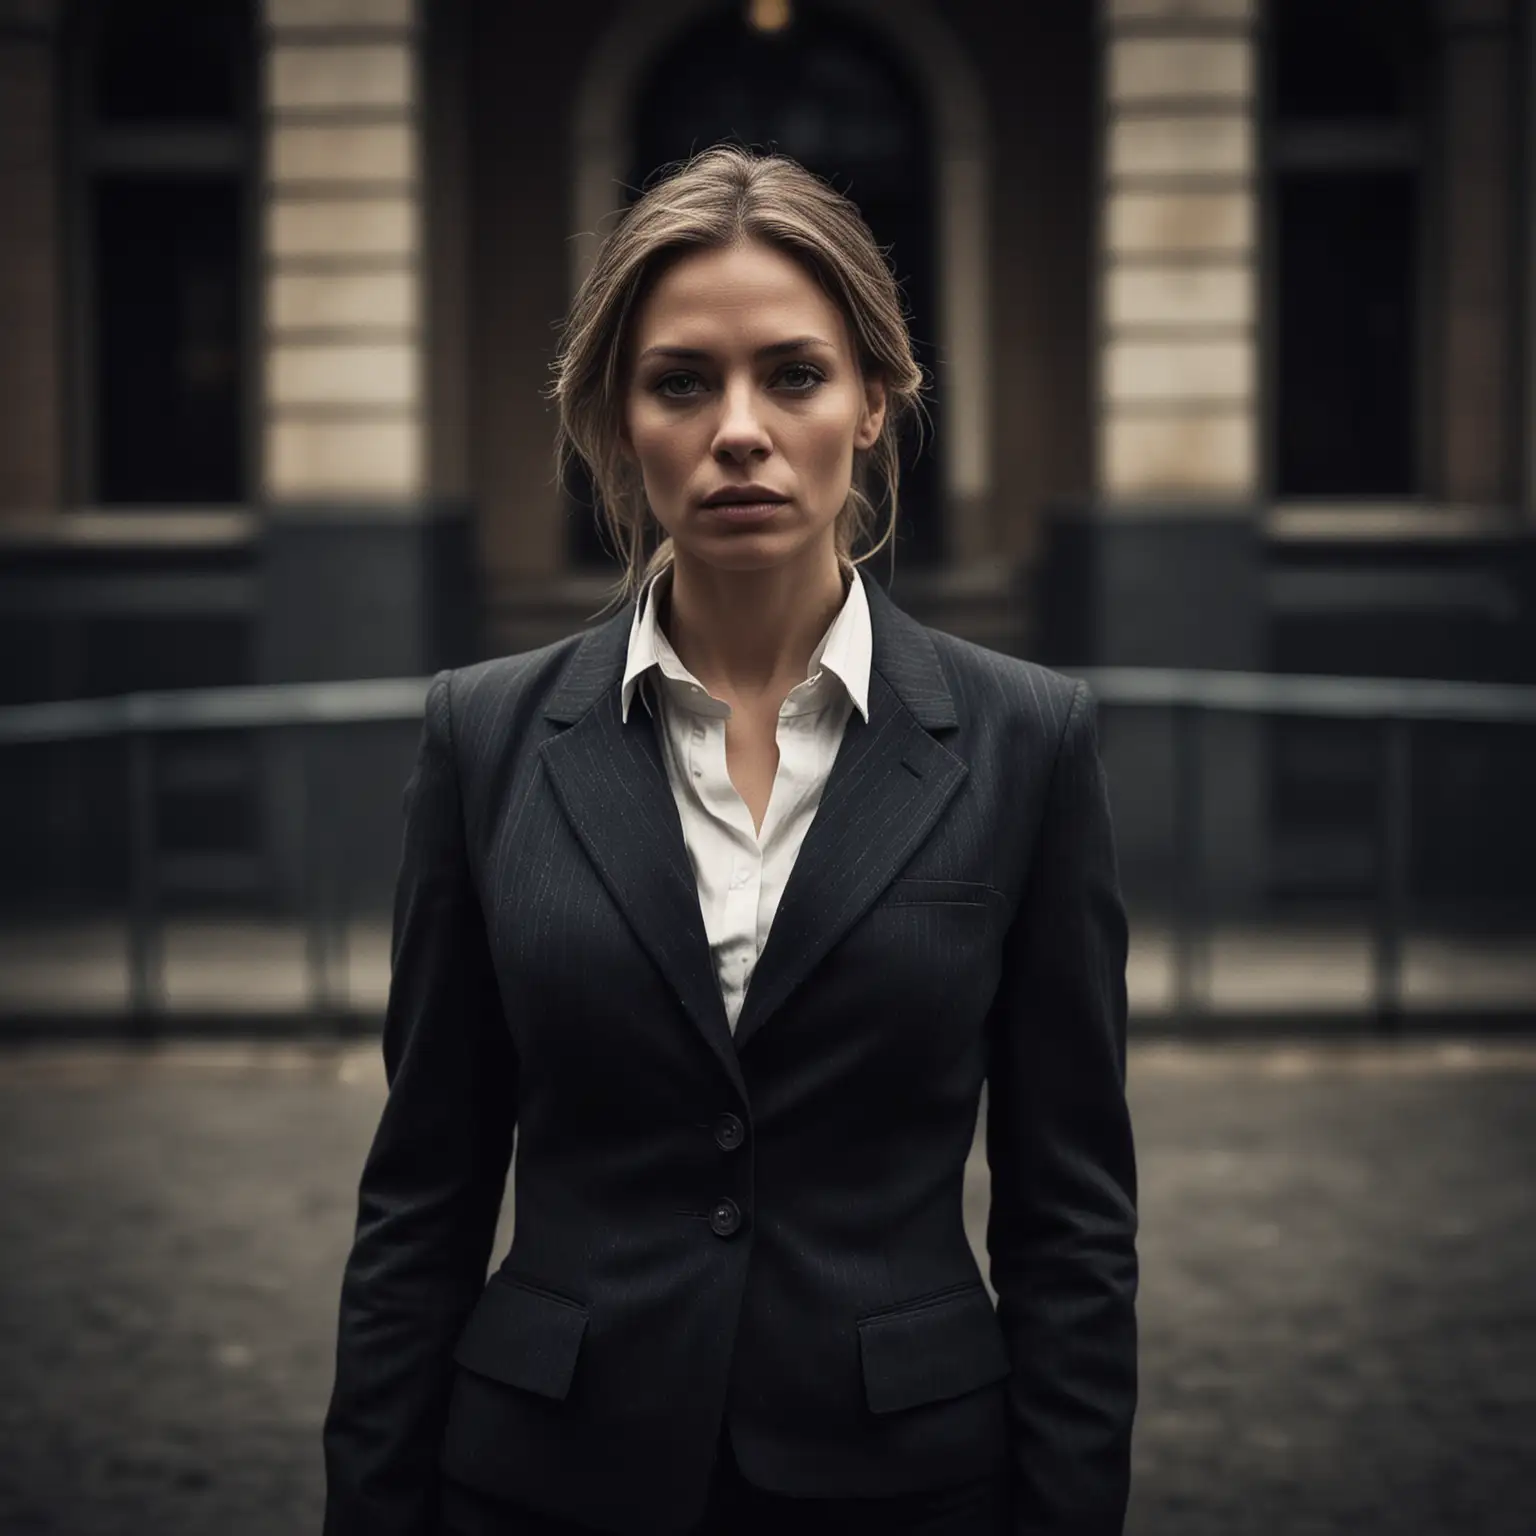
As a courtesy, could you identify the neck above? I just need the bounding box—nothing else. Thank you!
[659,543,851,706]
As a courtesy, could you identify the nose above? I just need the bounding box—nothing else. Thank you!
[710,376,771,464]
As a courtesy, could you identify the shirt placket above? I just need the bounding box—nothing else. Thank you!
[684,705,761,1009]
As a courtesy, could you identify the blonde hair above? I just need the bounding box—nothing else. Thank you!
[551,143,927,613]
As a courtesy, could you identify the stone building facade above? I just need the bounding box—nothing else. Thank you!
[1,0,1532,911]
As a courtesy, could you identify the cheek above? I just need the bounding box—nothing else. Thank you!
[627,408,691,489]
[797,409,859,486]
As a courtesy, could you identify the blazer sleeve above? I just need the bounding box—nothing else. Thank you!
[322,670,520,1536]
[984,679,1139,1536]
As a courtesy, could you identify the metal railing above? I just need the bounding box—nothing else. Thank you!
[1075,668,1536,1029]
[2,667,1535,1032]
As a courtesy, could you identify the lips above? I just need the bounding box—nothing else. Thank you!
[701,486,788,507]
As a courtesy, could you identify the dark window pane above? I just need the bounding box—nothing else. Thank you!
[1272,0,1427,122]
[95,0,250,124]
[95,177,243,504]
[1274,171,1416,496]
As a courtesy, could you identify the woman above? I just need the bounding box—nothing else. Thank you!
[323,144,1138,1536]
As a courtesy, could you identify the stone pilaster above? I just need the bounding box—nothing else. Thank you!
[258,0,473,684]
[1098,0,1256,508]
[262,0,420,509]
[1436,0,1516,507]
[1048,0,1264,907]
[258,0,473,909]
[0,0,62,517]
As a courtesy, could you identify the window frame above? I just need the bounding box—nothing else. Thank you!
[1258,0,1437,510]
[64,0,259,514]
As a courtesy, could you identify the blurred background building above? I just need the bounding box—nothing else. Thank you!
[1,0,1532,953]
[4,13,1533,1528]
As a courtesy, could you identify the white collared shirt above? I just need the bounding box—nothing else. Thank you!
[620,562,872,1034]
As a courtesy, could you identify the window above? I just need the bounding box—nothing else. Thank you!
[1267,0,1428,498]
[75,0,252,506]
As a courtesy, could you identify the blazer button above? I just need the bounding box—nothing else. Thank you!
[713,1112,745,1152]
[709,1197,742,1238]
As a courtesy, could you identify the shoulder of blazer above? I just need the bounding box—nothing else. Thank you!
[436,631,591,764]
[921,625,1084,743]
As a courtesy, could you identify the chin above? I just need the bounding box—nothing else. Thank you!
[677,520,837,568]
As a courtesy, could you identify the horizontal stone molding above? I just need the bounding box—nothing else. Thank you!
[1106,190,1253,252]
[266,418,421,497]
[1109,0,1255,18]
[268,269,416,329]
[269,123,415,184]
[1109,38,1252,102]
[1108,114,1252,178]
[1438,0,1509,24]
[267,43,413,111]
[1106,263,1253,327]
[1110,397,1254,418]
[267,402,419,422]
[265,328,416,350]
[265,0,413,27]
[266,197,418,257]
[267,343,417,407]
[1102,409,1254,497]
[1105,338,1252,401]
[1265,502,1522,541]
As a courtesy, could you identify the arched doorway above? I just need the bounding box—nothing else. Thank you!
[569,3,940,570]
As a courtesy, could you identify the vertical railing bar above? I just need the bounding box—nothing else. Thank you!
[299,726,330,1021]
[1171,702,1204,1021]
[318,726,344,1032]
[1375,715,1412,1033]
[127,729,161,1027]
[328,729,351,1035]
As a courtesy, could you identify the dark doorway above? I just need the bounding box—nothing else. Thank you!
[570,3,938,568]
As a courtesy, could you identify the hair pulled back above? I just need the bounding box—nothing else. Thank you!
[551,143,926,611]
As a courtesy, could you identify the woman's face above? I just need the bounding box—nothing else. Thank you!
[622,238,886,575]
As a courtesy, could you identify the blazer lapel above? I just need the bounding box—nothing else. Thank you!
[539,619,745,1094]
[535,567,967,1073]
[733,577,967,1052]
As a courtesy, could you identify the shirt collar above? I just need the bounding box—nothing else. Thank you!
[620,561,872,726]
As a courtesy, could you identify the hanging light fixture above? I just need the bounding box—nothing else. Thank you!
[747,0,792,34]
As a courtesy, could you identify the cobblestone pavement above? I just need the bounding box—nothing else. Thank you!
[0,1039,1532,1536]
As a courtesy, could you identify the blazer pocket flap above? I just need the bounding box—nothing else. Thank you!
[452,1275,589,1401]
[857,1285,1011,1415]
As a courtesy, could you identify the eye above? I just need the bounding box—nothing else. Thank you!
[777,362,825,392]
[654,372,705,399]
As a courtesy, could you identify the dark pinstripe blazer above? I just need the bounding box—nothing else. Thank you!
[322,566,1138,1536]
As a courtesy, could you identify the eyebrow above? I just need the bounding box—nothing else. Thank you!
[635,336,837,365]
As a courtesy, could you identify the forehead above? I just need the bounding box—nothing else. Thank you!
[632,240,850,353]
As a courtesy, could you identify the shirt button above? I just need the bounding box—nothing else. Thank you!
[709,1198,743,1238]
[713,1112,745,1152]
